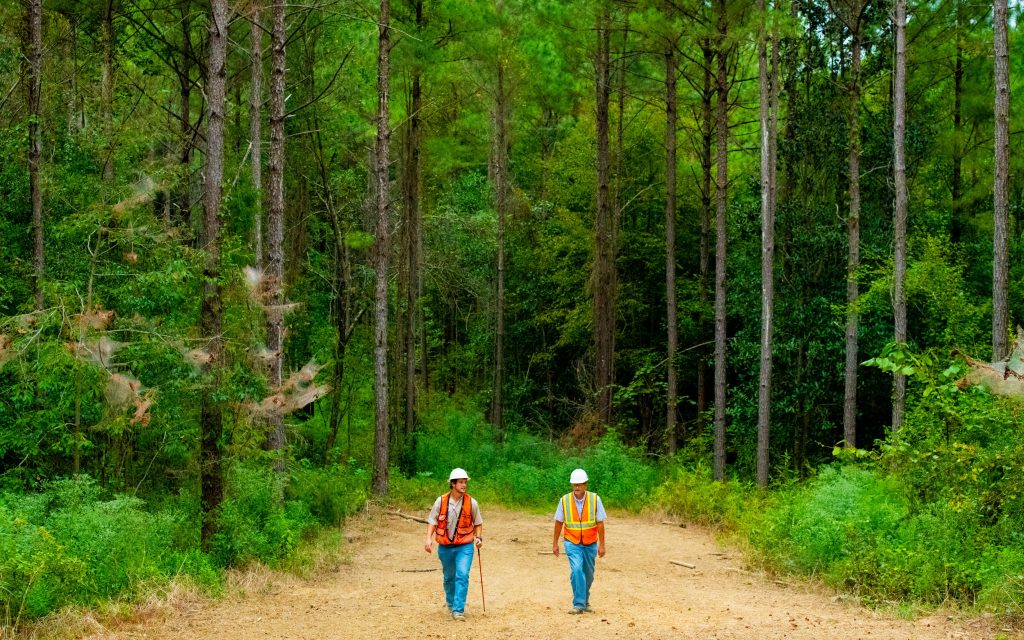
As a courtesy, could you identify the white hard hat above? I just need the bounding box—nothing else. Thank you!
[448,468,470,481]
[569,468,589,484]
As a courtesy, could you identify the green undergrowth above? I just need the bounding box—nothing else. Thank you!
[389,401,661,512]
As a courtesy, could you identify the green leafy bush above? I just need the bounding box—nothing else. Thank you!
[0,476,210,624]
[211,465,317,567]
[654,462,754,528]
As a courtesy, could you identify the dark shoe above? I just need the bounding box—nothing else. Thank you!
[568,607,585,614]
[452,612,466,621]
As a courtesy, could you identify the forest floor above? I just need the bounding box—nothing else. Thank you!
[85,505,1017,640]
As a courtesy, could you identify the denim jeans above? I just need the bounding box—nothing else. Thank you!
[563,540,597,609]
[437,542,475,613]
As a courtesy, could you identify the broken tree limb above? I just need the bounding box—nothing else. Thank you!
[956,327,1024,398]
[661,521,687,528]
[391,510,428,524]
[399,568,437,573]
[670,560,697,569]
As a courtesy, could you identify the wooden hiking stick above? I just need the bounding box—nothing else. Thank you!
[477,545,486,612]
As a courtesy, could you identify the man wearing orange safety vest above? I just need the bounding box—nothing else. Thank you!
[552,468,606,614]
[424,468,483,621]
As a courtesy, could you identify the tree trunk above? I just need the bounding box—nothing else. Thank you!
[178,2,193,227]
[405,3,423,453]
[594,2,615,428]
[371,0,392,497]
[614,13,627,240]
[664,45,679,455]
[26,0,43,311]
[950,2,963,243]
[265,0,286,462]
[200,0,229,549]
[892,0,908,431]
[992,0,1010,360]
[250,3,263,270]
[756,0,779,488]
[697,42,714,437]
[101,0,115,184]
[842,26,862,449]
[491,58,509,436]
[713,0,729,482]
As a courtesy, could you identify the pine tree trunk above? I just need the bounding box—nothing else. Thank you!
[26,0,43,311]
[200,0,229,549]
[950,2,963,243]
[371,0,392,497]
[665,45,679,455]
[249,3,263,270]
[697,42,714,437]
[101,0,115,184]
[756,0,779,487]
[843,27,862,449]
[892,0,908,431]
[713,0,729,482]
[178,3,193,227]
[491,58,509,436]
[405,8,422,450]
[265,0,286,462]
[992,0,1010,360]
[594,3,615,428]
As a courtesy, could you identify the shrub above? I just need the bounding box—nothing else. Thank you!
[211,465,317,567]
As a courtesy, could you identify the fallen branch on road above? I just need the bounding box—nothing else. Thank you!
[392,510,428,524]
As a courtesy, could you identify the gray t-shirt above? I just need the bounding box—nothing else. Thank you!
[427,493,483,541]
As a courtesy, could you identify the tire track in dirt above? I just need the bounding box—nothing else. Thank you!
[109,505,1008,639]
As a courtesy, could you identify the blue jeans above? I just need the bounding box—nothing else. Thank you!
[437,542,475,613]
[563,540,597,609]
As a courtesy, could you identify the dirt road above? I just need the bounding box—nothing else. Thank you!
[111,505,1008,640]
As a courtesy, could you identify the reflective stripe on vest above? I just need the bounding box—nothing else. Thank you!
[561,491,598,545]
[435,492,476,546]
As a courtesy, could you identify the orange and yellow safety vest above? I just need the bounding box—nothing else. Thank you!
[435,492,476,546]
[561,491,598,545]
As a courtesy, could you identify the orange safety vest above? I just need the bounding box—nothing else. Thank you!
[435,492,476,546]
[561,491,599,545]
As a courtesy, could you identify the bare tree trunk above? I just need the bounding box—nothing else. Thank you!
[491,57,509,436]
[697,42,714,437]
[843,25,863,449]
[665,45,678,455]
[249,2,263,270]
[178,2,193,227]
[892,0,908,431]
[101,0,115,184]
[371,0,392,497]
[950,2,963,243]
[594,2,615,428]
[405,2,423,452]
[756,0,779,487]
[713,0,729,482]
[26,0,43,311]
[992,0,1010,360]
[200,0,230,549]
[265,0,286,463]
[614,13,627,241]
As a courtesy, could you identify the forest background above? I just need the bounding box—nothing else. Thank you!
[0,0,1023,632]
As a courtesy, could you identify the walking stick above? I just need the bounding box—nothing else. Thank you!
[477,545,486,612]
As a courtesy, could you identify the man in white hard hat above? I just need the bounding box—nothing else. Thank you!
[424,468,483,621]
[552,468,606,614]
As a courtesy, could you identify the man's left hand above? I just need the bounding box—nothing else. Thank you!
[598,543,606,558]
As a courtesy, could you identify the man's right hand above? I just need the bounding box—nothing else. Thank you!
[552,543,559,557]
[424,540,433,554]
